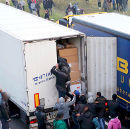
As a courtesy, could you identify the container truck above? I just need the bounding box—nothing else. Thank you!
[72,13,130,126]
[0,3,86,129]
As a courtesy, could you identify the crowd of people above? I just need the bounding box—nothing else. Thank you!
[66,3,84,16]
[101,0,128,12]
[5,0,54,19]
[0,57,122,129]
[35,91,121,129]
[4,0,129,21]
[35,57,122,129]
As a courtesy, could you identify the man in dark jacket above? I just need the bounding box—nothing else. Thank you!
[0,92,10,129]
[51,64,68,98]
[35,105,47,129]
[96,92,106,103]
[108,94,120,118]
[77,105,95,129]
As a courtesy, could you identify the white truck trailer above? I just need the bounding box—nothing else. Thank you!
[0,4,117,128]
[0,3,85,128]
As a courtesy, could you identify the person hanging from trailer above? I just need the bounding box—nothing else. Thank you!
[51,57,71,98]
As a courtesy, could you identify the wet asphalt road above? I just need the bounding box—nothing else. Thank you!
[0,118,128,129]
[0,118,29,129]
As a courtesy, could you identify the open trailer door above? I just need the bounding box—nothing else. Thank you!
[86,37,117,99]
[24,40,58,113]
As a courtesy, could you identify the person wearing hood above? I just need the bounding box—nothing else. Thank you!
[77,105,95,129]
[108,94,120,118]
[108,117,121,129]
[57,57,72,99]
[54,93,76,128]
[51,64,69,98]
[53,112,67,129]
[34,105,47,129]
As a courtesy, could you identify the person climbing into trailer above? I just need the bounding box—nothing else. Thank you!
[57,57,72,98]
[0,90,10,129]
[51,57,71,98]
[34,105,47,129]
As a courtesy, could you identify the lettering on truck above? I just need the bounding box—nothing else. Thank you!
[117,57,130,103]
[33,72,55,86]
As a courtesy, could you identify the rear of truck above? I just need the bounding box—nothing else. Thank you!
[24,36,86,128]
[24,40,58,128]
[0,4,86,128]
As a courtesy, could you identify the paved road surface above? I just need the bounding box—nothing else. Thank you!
[0,119,128,129]
[0,118,29,129]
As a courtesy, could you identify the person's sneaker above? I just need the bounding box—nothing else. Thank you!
[7,118,11,122]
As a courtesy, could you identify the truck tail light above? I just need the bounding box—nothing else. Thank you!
[30,119,37,124]
[34,93,40,107]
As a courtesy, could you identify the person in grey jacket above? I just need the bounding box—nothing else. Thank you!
[54,93,76,128]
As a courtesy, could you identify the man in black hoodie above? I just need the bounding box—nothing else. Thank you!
[51,64,68,98]
[108,94,120,118]
[77,105,95,129]
[51,57,71,98]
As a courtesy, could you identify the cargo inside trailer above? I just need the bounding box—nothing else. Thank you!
[56,37,85,93]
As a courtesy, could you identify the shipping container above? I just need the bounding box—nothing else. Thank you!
[72,13,130,113]
[0,4,85,128]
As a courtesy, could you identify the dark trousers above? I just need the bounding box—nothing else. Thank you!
[1,119,9,129]
[38,124,47,129]
[64,119,70,129]
[37,10,40,17]
[58,90,66,98]
[72,113,80,129]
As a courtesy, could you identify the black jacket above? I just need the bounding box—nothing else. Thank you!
[78,111,95,129]
[96,96,106,103]
[88,103,97,118]
[51,66,68,91]
[35,110,47,127]
[108,100,120,118]
[0,103,9,120]
[95,102,105,118]
[74,104,86,114]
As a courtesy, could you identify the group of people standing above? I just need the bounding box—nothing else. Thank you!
[98,0,128,12]
[6,0,54,19]
[35,91,121,129]
[66,3,84,16]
